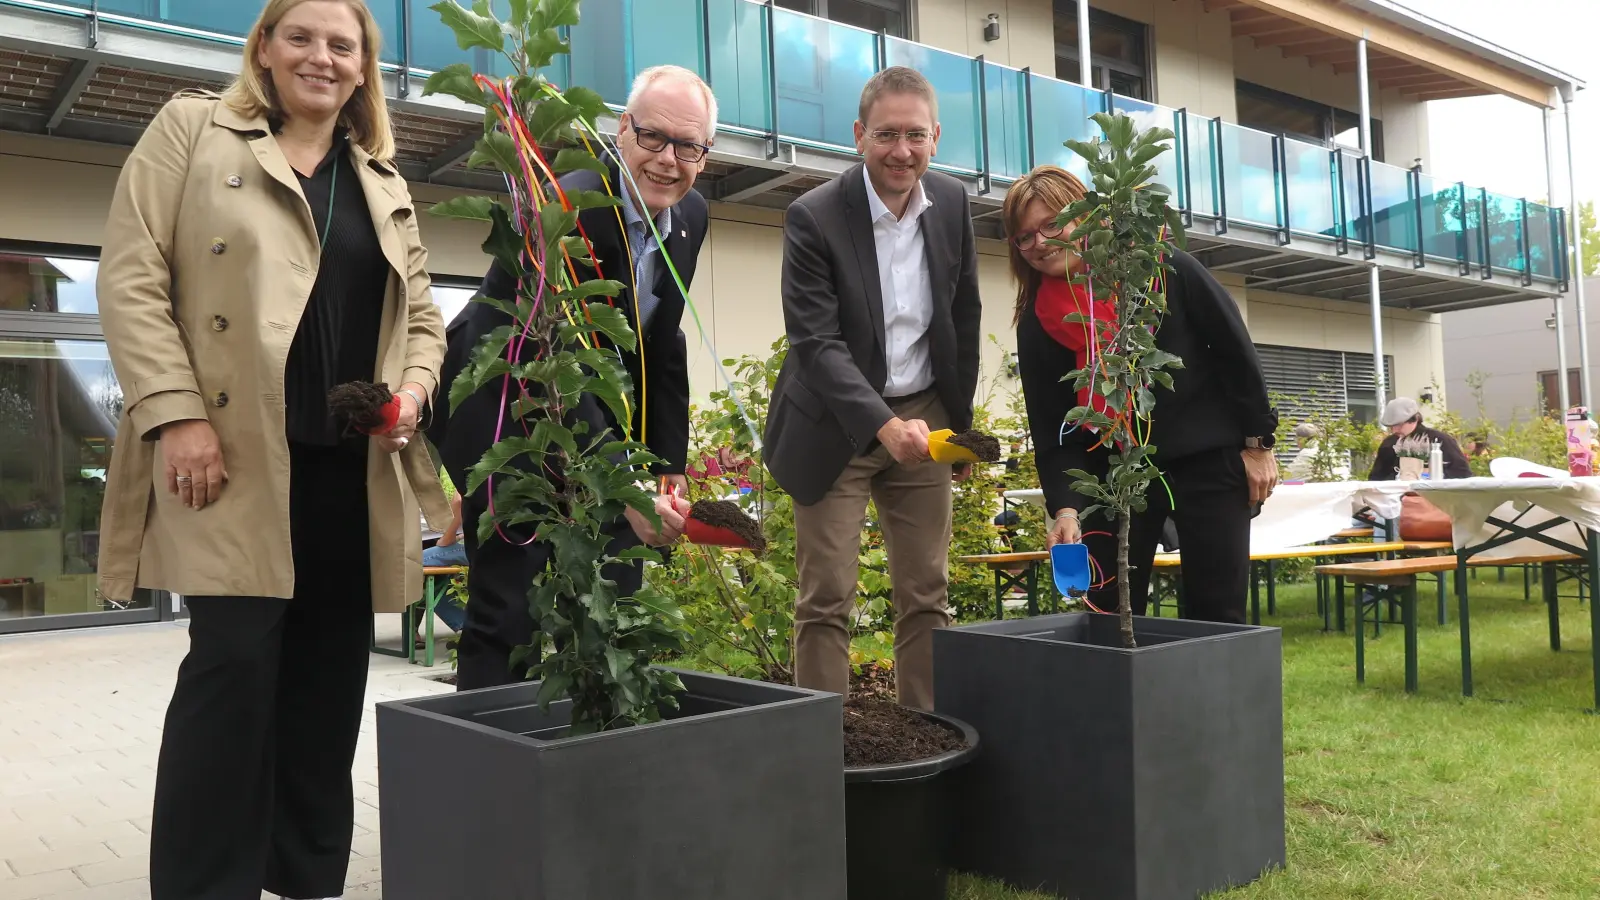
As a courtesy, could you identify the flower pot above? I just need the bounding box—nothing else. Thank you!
[1397,456,1425,480]
[845,710,979,899]
[933,613,1284,900]
[375,669,847,899]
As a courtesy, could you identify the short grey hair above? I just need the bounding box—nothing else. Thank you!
[625,65,718,142]
[1293,423,1321,440]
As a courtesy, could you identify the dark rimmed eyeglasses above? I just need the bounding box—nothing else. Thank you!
[1011,220,1065,251]
[631,125,712,163]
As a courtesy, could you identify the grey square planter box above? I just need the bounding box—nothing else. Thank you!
[933,613,1285,900]
[376,668,846,900]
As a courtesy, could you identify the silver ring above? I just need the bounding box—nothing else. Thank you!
[176,476,193,485]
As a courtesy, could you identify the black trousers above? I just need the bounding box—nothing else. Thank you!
[454,492,645,691]
[1083,446,1251,624]
[150,444,372,900]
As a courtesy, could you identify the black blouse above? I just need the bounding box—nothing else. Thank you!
[1017,250,1278,515]
[283,132,389,451]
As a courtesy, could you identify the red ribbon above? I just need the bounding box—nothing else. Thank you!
[1036,276,1116,422]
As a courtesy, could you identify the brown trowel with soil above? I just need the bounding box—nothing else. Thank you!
[683,499,768,553]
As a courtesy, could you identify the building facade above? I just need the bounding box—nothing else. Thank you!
[0,0,1579,632]
[1442,277,1598,425]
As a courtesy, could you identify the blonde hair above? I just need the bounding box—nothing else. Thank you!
[1001,165,1088,325]
[223,0,395,160]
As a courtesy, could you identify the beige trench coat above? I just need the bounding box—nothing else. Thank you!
[96,91,451,613]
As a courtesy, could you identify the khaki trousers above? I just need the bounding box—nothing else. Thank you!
[793,389,953,709]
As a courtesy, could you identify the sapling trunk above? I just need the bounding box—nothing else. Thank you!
[1117,511,1135,648]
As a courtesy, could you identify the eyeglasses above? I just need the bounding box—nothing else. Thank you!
[1011,220,1065,251]
[631,125,711,163]
[868,129,932,146]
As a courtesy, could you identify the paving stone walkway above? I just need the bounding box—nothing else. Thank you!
[0,618,455,899]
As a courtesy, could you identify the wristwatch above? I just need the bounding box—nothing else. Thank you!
[1244,434,1276,451]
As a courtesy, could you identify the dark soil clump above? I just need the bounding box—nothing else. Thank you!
[689,499,767,553]
[327,381,394,433]
[946,429,1001,462]
[843,698,966,767]
[841,661,966,767]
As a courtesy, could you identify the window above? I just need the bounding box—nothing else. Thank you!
[775,0,908,37]
[1256,343,1395,424]
[1236,81,1385,161]
[1053,2,1150,101]
[1538,368,1583,416]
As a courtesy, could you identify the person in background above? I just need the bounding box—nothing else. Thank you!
[1286,422,1350,481]
[1005,165,1278,625]
[1367,397,1471,480]
[408,490,467,642]
[93,1,449,897]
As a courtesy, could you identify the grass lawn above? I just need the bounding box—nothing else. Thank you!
[946,572,1600,899]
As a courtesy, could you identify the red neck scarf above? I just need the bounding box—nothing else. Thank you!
[1035,275,1116,422]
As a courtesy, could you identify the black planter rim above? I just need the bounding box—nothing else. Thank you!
[844,708,980,784]
[376,666,839,751]
[946,610,1277,654]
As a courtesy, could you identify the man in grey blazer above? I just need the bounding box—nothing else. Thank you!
[764,67,982,710]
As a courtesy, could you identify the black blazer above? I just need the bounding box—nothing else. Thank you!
[428,164,708,500]
[1018,249,1277,515]
[764,165,983,506]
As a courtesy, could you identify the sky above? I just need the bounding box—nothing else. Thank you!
[1400,0,1596,210]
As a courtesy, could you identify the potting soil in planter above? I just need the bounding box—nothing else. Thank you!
[326,380,397,434]
[843,664,979,900]
[688,499,768,552]
[945,429,1002,461]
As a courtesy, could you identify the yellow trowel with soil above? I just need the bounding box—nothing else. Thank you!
[927,429,1002,465]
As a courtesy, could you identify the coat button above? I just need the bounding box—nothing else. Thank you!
[212,392,229,408]
[211,315,228,332]
[226,174,242,187]
[210,238,226,255]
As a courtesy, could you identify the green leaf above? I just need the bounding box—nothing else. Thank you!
[531,419,578,457]
[420,63,486,107]
[583,301,637,347]
[523,28,569,68]
[559,280,626,302]
[541,0,581,27]
[553,148,610,177]
[507,0,534,31]
[533,671,572,708]
[1143,349,1184,370]
[564,189,625,212]
[564,86,610,126]
[604,646,634,683]
[429,195,496,222]
[614,545,661,563]
[483,203,525,275]
[429,0,504,52]
[467,130,520,174]
[528,95,581,143]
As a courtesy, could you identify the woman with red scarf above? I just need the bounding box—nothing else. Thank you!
[1006,166,1279,624]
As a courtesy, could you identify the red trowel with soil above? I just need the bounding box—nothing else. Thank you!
[326,381,404,436]
[679,490,768,554]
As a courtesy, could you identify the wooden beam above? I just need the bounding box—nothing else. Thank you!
[1273,36,1352,56]
[1229,6,1280,23]
[1412,87,1492,101]
[1235,17,1315,37]
[1253,27,1332,48]
[1379,72,1466,88]
[1333,56,1438,76]
[1228,0,1554,106]
[1305,49,1360,67]
[1201,0,1243,9]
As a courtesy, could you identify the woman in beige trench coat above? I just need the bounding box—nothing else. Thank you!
[95,1,449,897]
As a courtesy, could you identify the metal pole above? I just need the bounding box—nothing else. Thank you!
[1546,106,1572,415]
[1358,38,1386,406]
[1563,82,1593,410]
[1077,0,1092,89]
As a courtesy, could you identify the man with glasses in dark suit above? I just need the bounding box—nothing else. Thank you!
[430,65,714,691]
[764,67,983,710]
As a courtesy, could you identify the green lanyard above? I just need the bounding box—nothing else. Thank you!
[318,159,338,252]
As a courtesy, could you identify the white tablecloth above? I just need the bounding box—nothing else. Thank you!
[1005,476,1600,557]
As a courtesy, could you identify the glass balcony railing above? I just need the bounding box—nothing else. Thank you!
[23,0,1566,286]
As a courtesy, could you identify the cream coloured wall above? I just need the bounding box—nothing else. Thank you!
[0,134,496,279]
[914,0,1056,74]
[1226,282,1448,406]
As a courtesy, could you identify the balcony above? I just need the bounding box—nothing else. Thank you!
[0,0,1567,310]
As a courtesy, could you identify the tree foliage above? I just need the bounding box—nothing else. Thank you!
[1057,112,1186,649]
[425,0,686,734]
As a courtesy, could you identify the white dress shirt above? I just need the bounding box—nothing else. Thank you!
[864,166,935,398]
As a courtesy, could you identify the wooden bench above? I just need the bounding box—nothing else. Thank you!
[1249,542,1408,625]
[956,552,1051,618]
[372,565,466,667]
[1317,553,1579,694]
